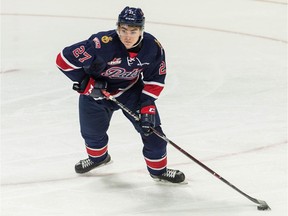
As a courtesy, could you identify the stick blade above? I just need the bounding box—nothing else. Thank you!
[257,200,271,211]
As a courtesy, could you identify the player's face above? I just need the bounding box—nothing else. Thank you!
[118,25,142,49]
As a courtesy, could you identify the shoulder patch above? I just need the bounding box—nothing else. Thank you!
[93,37,101,49]
[154,39,164,55]
[101,35,113,44]
[154,39,162,48]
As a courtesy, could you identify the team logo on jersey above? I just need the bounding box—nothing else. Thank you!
[101,67,142,80]
[127,57,150,67]
[108,58,122,66]
[93,37,101,49]
[101,36,112,43]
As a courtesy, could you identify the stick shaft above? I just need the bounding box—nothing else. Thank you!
[102,90,270,208]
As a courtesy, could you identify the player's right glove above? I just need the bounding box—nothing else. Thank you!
[73,76,107,99]
[140,105,156,136]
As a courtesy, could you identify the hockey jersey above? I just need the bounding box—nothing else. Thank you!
[56,30,166,105]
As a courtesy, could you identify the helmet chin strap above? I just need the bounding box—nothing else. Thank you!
[130,31,144,49]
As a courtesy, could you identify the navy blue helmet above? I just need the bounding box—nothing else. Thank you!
[117,6,145,28]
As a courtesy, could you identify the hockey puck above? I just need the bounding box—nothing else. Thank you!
[257,205,270,211]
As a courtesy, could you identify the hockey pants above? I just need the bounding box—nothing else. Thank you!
[78,92,167,176]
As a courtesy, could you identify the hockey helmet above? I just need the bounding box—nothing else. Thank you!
[117,6,145,28]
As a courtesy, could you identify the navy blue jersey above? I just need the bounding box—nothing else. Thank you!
[56,30,166,105]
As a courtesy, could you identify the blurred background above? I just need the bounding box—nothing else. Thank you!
[1,0,287,215]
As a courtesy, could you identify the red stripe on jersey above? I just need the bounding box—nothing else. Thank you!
[86,145,108,158]
[56,52,77,71]
[143,83,164,98]
[145,156,167,170]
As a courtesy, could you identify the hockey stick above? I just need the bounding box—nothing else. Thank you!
[102,90,271,211]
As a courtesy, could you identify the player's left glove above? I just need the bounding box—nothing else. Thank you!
[140,105,156,136]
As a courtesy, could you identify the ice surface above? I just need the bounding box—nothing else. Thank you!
[1,0,287,215]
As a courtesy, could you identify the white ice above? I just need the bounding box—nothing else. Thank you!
[1,0,287,215]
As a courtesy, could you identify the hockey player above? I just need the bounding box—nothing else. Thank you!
[56,6,185,183]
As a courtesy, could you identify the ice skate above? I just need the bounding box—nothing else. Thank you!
[150,168,186,184]
[75,154,111,174]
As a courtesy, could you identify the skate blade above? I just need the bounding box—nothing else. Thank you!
[152,178,188,185]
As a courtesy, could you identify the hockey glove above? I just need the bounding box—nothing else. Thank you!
[73,76,107,99]
[140,105,156,136]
